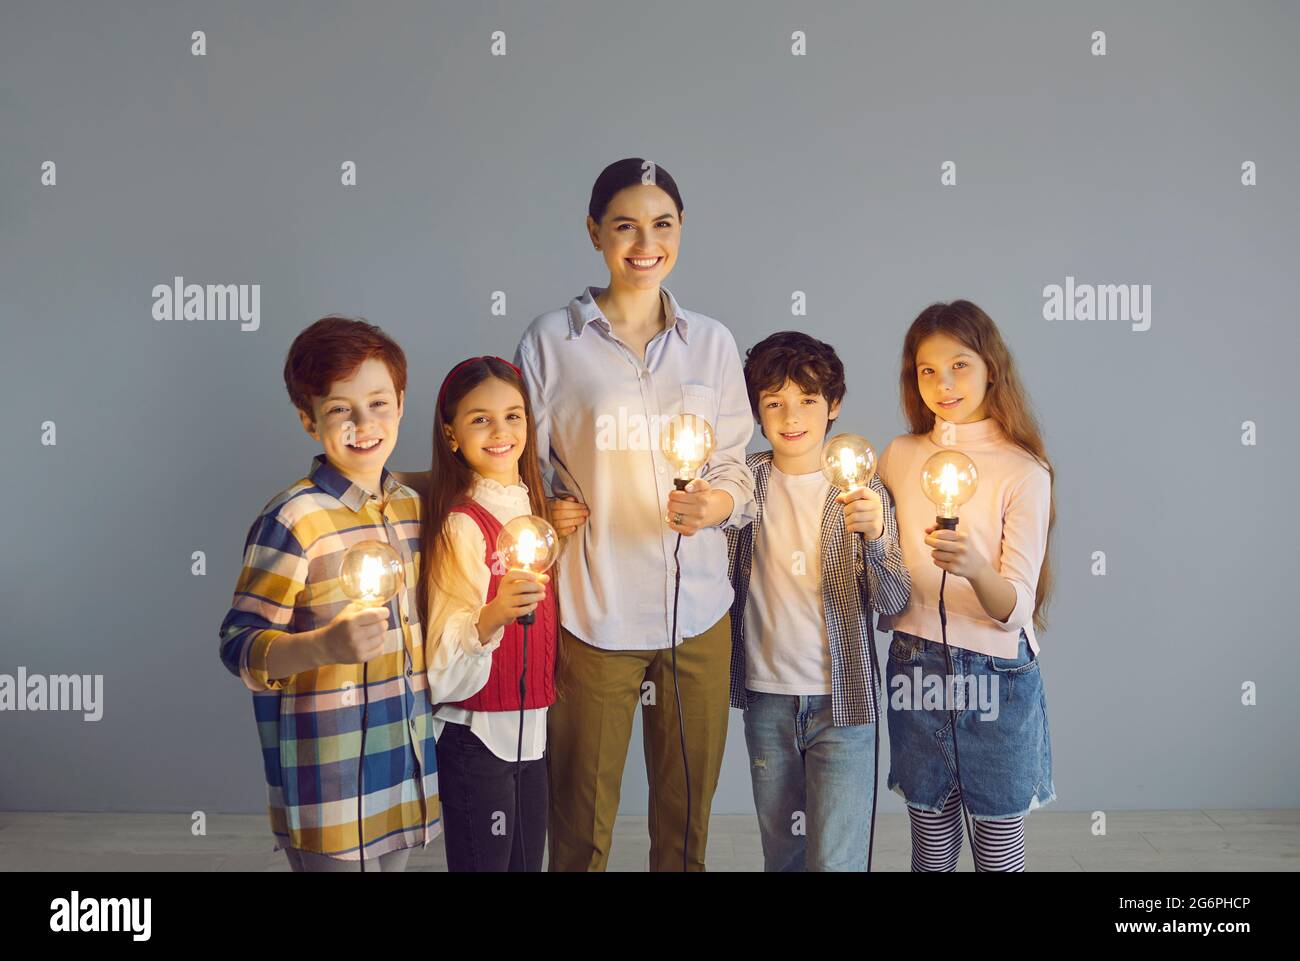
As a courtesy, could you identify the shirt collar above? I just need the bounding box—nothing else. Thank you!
[567,285,690,344]
[471,470,531,501]
[927,416,1004,448]
[309,453,400,513]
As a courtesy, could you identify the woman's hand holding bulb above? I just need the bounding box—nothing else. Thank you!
[666,477,733,536]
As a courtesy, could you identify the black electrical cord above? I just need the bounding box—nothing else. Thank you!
[358,661,369,873]
[936,522,977,871]
[515,613,533,870]
[669,530,692,873]
[870,699,879,871]
[855,529,881,873]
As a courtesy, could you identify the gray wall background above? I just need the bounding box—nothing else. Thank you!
[3,1,1297,817]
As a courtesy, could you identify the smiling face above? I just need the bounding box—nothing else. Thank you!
[299,355,404,490]
[444,376,528,486]
[758,377,842,472]
[587,184,681,291]
[915,332,991,423]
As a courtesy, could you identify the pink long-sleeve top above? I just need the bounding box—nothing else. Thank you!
[877,416,1051,659]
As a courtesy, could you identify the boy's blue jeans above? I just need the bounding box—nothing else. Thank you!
[741,690,877,872]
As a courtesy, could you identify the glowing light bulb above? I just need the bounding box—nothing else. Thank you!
[821,434,876,492]
[920,450,979,527]
[496,515,560,626]
[497,516,558,574]
[340,540,404,606]
[660,413,716,490]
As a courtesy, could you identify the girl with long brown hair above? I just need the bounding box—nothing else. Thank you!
[878,300,1056,872]
[416,355,557,872]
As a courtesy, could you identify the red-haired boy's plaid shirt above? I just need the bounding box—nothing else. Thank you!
[219,454,440,860]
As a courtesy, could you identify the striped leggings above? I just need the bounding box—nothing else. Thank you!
[906,791,1026,872]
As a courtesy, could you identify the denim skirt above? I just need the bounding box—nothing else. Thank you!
[885,629,1055,819]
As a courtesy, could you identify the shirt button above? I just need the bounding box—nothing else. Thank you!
[657,465,665,474]
[406,667,413,678]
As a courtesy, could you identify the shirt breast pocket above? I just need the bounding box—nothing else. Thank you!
[680,383,716,421]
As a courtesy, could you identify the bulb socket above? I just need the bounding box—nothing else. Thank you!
[936,516,959,530]
[673,477,690,491]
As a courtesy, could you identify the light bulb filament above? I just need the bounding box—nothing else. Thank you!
[938,463,960,514]
[359,554,383,598]
[674,427,699,472]
[837,447,858,488]
[516,529,538,570]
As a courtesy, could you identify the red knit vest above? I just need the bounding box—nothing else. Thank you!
[446,498,557,712]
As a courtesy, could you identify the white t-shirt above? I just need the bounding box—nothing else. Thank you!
[743,464,833,695]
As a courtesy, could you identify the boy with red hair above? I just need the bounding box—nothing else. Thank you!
[219,315,440,871]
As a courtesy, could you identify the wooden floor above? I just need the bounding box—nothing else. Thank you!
[2,809,1297,871]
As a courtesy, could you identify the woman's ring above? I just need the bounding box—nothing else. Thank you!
[673,512,684,526]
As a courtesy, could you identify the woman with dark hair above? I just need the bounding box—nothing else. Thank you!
[513,158,756,871]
